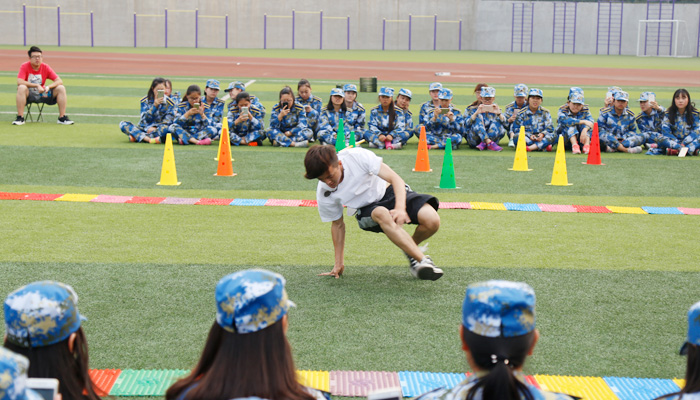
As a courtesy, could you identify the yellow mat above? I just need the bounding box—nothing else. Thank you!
[470,202,508,211]
[55,193,99,202]
[674,378,685,389]
[297,370,330,392]
[606,206,647,214]
[534,375,618,399]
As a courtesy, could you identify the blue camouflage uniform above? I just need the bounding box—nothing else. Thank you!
[317,107,349,145]
[512,89,555,151]
[296,94,323,135]
[556,98,593,144]
[227,95,265,120]
[465,87,507,148]
[395,88,418,139]
[343,84,366,142]
[504,84,528,136]
[228,104,266,146]
[170,101,217,145]
[120,95,176,142]
[659,109,700,154]
[597,95,641,151]
[367,106,409,148]
[635,93,665,148]
[419,82,443,130]
[425,89,463,149]
[201,96,225,134]
[268,101,312,147]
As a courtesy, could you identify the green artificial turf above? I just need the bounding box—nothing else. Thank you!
[0,52,699,400]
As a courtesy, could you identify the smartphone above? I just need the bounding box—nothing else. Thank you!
[440,107,450,115]
[482,104,495,113]
[194,103,200,110]
[241,106,249,117]
[648,93,656,102]
[367,387,402,400]
[157,89,164,100]
[283,103,290,110]
[27,378,59,400]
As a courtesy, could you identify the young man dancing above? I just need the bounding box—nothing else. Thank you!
[304,145,442,280]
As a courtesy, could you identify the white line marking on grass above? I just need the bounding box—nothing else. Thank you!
[0,111,136,118]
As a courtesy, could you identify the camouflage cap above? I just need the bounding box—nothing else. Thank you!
[429,82,443,91]
[398,88,413,99]
[480,87,496,98]
[614,91,629,102]
[0,348,42,400]
[680,301,700,355]
[205,79,220,90]
[225,81,245,92]
[528,88,543,98]
[216,269,295,334]
[438,88,453,100]
[462,280,536,338]
[639,92,655,102]
[330,88,345,97]
[4,281,86,348]
[343,84,358,93]
[570,93,585,105]
[379,87,395,97]
[514,84,528,97]
[568,87,584,100]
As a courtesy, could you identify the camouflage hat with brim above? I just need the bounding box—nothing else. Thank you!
[398,88,413,99]
[0,348,43,400]
[568,87,584,100]
[343,84,358,93]
[216,269,295,334]
[639,92,655,102]
[614,91,629,102]
[480,87,496,98]
[570,93,585,105]
[205,79,220,90]
[429,82,443,91]
[438,88,453,100]
[528,88,543,98]
[514,84,528,97]
[330,88,345,97]
[463,280,536,338]
[4,281,86,348]
[379,87,395,97]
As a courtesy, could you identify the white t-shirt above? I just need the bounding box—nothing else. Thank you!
[316,147,387,222]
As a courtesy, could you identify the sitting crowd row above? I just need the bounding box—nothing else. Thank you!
[3,275,699,400]
[119,77,700,156]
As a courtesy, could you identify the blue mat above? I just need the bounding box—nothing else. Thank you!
[641,206,684,215]
[398,371,467,397]
[603,377,680,400]
[229,198,268,206]
[504,202,542,212]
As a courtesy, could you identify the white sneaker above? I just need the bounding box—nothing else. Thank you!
[628,146,642,154]
[392,142,402,150]
[508,139,515,147]
[410,255,443,281]
[294,140,309,148]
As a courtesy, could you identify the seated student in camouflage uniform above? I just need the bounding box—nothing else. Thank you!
[164,79,180,103]
[367,87,408,150]
[504,84,529,147]
[268,86,312,148]
[512,88,555,152]
[425,88,463,150]
[343,84,366,143]
[414,280,576,400]
[659,88,700,156]
[419,82,443,130]
[556,88,593,154]
[318,88,349,146]
[200,79,225,138]
[465,86,506,151]
[463,83,489,143]
[602,86,623,110]
[120,77,176,143]
[296,79,323,139]
[227,91,265,146]
[597,91,643,153]
[395,88,417,139]
[169,84,217,146]
[636,92,666,155]
[224,81,265,120]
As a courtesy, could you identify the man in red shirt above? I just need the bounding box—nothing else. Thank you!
[14,46,73,125]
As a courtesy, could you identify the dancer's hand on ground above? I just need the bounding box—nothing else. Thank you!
[319,264,344,279]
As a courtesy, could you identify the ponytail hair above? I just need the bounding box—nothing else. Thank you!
[668,88,697,127]
[462,328,535,400]
[147,77,166,102]
[654,344,700,400]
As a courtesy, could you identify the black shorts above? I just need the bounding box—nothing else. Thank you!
[355,185,439,233]
[27,91,57,106]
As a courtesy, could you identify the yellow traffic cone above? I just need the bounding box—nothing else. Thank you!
[547,135,572,186]
[509,126,532,171]
[215,117,234,162]
[156,133,181,186]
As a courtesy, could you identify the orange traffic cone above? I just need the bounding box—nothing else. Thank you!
[413,126,432,172]
[215,117,234,162]
[214,123,237,177]
[583,122,605,165]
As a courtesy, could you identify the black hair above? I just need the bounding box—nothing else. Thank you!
[326,95,347,113]
[236,91,251,103]
[462,328,536,400]
[668,89,697,126]
[182,85,201,103]
[655,344,700,400]
[147,77,167,101]
[279,86,295,109]
[378,95,396,132]
[470,83,488,107]
[28,46,42,57]
[304,145,338,180]
[298,79,311,90]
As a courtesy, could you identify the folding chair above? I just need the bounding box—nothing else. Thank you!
[24,101,45,123]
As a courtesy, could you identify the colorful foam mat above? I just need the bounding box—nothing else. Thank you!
[85,369,684,398]
[1,191,698,216]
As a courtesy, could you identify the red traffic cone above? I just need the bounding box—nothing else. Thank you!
[583,122,605,165]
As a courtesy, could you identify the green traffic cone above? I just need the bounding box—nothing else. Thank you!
[335,118,346,152]
[349,129,356,148]
[438,138,458,189]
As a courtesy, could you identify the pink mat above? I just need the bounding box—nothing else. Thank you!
[573,205,612,213]
[161,197,200,205]
[439,202,471,209]
[195,198,235,206]
[679,207,700,215]
[300,199,318,207]
[538,204,577,213]
[266,199,303,207]
[330,370,401,397]
[126,196,166,204]
[91,195,132,203]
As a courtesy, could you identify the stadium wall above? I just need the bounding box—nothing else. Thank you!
[1,0,698,56]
